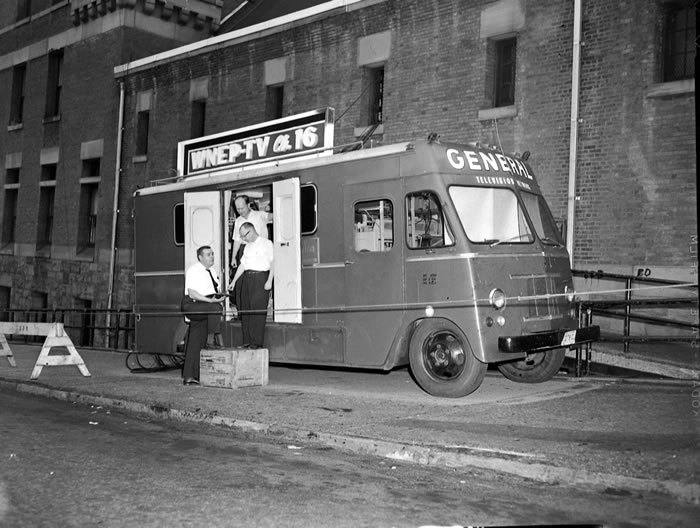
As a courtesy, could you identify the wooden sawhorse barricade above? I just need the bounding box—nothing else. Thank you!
[0,322,91,380]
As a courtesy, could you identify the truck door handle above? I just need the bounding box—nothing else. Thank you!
[345,260,354,266]
[279,242,289,247]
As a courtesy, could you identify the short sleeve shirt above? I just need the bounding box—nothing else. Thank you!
[241,237,274,272]
[232,210,269,243]
[184,261,220,296]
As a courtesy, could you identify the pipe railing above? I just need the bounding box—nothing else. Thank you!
[0,308,135,351]
[572,269,698,355]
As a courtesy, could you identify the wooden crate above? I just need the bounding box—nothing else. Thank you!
[200,347,269,389]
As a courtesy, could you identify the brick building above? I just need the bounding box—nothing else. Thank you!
[1,0,696,345]
[116,0,696,273]
[0,0,223,334]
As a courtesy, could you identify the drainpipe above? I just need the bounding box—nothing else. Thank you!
[106,81,125,338]
[566,0,583,268]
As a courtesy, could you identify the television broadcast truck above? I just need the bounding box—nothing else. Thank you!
[133,109,599,397]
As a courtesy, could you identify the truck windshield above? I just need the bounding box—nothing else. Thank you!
[520,191,565,246]
[449,186,533,245]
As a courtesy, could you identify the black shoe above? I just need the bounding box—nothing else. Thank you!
[241,343,250,348]
[183,377,200,386]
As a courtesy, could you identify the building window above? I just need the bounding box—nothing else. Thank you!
[300,184,317,235]
[1,189,18,246]
[191,100,206,138]
[494,38,516,107]
[353,199,393,252]
[136,110,149,155]
[10,64,26,125]
[78,159,100,250]
[45,50,63,118]
[0,286,11,322]
[78,183,98,249]
[265,85,284,121]
[37,186,55,249]
[16,0,31,21]
[363,66,384,125]
[406,191,454,249]
[5,167,19,185]
[663,4,695,82]
[30,291,48,325]
[41,163,57,182]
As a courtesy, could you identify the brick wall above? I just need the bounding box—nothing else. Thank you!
[1,0,696,312]
[118,0,696,294]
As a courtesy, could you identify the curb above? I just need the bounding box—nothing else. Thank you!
[5,379,700,505]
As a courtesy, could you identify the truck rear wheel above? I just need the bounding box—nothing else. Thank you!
[409,319,487,398]
[497,349,566,383]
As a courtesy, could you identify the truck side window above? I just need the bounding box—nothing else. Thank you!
[300,184,317,235]
[353,199,393,252]
[173,203,184,245]
[406,191,453,249]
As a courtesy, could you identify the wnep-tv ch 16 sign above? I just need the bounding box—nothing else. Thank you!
[177,108,335,178]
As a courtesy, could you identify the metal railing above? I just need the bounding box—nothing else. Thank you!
[0,308,135,351]
[572,269,698,355]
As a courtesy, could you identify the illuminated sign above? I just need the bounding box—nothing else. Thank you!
[177,108,335,177]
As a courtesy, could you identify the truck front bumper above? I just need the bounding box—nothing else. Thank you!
[498,325,600,354]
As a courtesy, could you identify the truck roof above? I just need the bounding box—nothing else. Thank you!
[134,140,539,197]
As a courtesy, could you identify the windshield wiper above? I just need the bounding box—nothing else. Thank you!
[489,234,533,247]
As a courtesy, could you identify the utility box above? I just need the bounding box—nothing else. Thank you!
[200,348,269,389]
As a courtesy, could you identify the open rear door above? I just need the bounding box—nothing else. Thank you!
[272,178,302,323]
[184,191,223,278]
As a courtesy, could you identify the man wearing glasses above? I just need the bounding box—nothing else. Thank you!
[228,223,274,349]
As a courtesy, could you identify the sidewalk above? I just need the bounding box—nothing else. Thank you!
[1,344,699,504]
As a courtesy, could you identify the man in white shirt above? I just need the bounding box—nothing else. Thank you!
[229,223,274,348]
[230,195,269,269]
[181,246,225,385]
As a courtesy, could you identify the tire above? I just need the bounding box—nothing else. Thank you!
[409,318,487,398]
[497,348,566,383]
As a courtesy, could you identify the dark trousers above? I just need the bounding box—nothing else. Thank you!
[236,271,270,347]
[181,297,222,380]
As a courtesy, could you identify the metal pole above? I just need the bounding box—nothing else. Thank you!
[106,81,126,340]
[566,0,583,267]
[624,278,632,354]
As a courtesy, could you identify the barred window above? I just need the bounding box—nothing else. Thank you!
[663,4,695,82]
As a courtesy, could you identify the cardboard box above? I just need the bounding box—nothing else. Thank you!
[200,347,269,389]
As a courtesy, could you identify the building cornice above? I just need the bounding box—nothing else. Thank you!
[114,0,386,77]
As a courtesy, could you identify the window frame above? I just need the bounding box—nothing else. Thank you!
[662,3,695,82]
[405,190,455,250]
[44,50,63,119]
[300,184,318,236]
[136,110,150,156]
[10,64,26,125]
[352,198,394,253]
[494,37,516,108]
[265,85,284,121]
[190,99,206,139]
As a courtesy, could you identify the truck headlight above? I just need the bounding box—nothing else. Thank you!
[489,288,507,310]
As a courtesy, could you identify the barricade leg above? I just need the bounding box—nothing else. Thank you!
[30,327,91,380]
[0,333,17,367]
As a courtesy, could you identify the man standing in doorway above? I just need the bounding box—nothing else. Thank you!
[230,195,269,269]
[229,223,273,349]
[181,246,225,385]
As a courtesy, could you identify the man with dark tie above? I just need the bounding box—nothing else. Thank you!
[180,245,225,385]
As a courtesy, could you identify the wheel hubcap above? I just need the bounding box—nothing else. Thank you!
[422,331,466,380]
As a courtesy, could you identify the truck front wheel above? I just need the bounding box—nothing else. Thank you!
[409,319,487,398]
[497,349,566,383]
